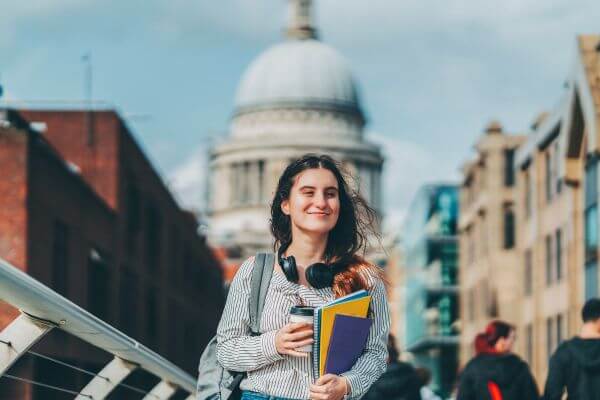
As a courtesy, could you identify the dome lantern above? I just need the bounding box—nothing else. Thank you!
[286,0,318,40]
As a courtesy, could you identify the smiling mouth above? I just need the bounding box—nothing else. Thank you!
[308,212,330,215]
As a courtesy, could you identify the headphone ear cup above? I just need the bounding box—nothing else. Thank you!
[305,263,335,289]
[281,256,299,283]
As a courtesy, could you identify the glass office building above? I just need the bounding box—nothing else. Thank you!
[402,184,459,396]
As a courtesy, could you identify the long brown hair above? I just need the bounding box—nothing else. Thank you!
[270,154,383,297]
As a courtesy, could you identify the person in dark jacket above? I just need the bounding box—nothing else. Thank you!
[362,334,422,400]
[457,320,539,400]
[543,298,600,400]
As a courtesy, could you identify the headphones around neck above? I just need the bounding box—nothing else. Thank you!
[277,242,346,289]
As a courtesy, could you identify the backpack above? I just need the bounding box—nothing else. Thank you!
[196,252,275,400]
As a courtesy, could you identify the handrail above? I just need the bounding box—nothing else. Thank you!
[0,257,196,394]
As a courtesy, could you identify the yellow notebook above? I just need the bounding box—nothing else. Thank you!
[318,295,371,376]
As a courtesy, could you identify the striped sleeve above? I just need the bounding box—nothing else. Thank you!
[216,257,284,372]
[341,278,390,399]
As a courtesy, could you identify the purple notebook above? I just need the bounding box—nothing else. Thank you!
[324,314,373,375]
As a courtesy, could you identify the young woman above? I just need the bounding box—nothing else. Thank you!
[216,154,390,400]
[457,320,538,400]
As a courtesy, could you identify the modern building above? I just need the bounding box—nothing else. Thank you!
[206,0,384,261]
[402,184,459,396]
[0,108,225,399]
[458,122,525,364]
[457,35,600,386]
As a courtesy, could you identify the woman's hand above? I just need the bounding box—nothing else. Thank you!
[275,322,314,357]
[310,374,349,400]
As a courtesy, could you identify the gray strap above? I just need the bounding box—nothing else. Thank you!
[256,253,275,328]
[249,253,266,333]
[249,253,275,334]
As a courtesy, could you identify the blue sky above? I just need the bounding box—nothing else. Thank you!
[1,0,599,231]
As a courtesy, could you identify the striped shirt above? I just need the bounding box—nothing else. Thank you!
[216,256,390,400]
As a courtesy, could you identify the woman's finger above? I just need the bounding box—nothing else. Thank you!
[309,389,329,400]
[287,329,314,341]
[284,348,309,357]
[285,322,311,332]
[309,383,330,393]
[315,374,337,386]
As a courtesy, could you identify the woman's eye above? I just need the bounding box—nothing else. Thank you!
[303,191,314,196]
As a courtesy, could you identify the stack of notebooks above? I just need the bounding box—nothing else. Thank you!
[312,290,373,379]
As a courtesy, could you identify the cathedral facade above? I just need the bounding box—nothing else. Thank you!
[206,0,384,258]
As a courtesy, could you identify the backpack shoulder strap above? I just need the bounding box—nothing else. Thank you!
[249,252,275,334]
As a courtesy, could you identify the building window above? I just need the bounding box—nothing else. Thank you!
[546,235,554,285]
[585,158,598,299]
[230,163,239,205]
[524,249,533,296]
[258,160,265,203]
[503,205,515,249]
[241,161,250,204]
[526,324,534,366]
[87,249,110,322]
[479,212,487,256]
[524,168,533,218]
[52,221,69,296]
[504,148,515,187]
[547,317,554,361]
[556,229,563,281]
[557,314,564,346]
[545,151,553,202]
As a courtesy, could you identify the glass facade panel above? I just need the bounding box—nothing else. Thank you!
[585,262,598,300]
[585,159,598,298]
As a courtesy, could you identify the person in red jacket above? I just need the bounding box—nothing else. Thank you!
[457,320,539,400]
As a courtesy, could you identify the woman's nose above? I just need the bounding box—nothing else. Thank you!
[314,193,327,208]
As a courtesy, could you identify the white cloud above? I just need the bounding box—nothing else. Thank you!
[368,132,459,234]
[167,145,208,212]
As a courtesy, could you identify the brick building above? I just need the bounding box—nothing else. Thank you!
[0,108,225,399]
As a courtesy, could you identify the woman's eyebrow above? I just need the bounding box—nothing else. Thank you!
[298,185,338,191]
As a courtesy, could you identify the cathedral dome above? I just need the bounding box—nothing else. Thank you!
[234,39,363,117]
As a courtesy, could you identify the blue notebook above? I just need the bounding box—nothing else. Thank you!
[323,314,372,375]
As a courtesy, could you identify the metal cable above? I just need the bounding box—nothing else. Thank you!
[0,339,11,346]
[1,373,93,398]
[21,350,160,398]
[25,350,108,381]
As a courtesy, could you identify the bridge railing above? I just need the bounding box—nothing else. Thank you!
[0,257,197,399]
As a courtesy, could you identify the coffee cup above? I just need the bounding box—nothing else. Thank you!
[289,306,314,353]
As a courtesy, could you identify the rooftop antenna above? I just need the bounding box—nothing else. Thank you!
[82,52,94,145]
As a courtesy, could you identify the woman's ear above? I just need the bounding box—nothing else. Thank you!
[281,199,290,215]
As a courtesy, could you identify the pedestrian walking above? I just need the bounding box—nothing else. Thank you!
[457,320,538,400]
[543,298,600,400]
[214,154,390,400]
[362,334,422,400]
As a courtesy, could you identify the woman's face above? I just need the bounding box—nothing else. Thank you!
[495,329,516,353]
[281,168,340,237]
